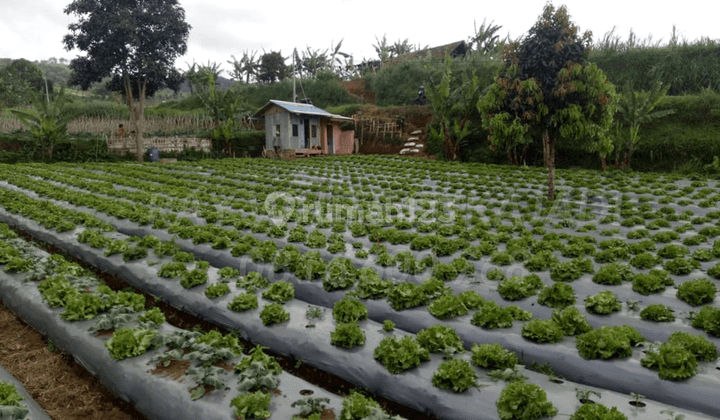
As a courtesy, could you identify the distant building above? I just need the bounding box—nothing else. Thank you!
[253,100,355,157]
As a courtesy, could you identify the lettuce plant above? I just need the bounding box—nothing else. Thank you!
[585,290,622,315]
[496,381,558,420]
[521,319,565,344]
[471,343,518,370]
[471,301,514,329]
[632,270,674,295]
[691,305,720,336]
[374,335,430,374]
[537,283,575,309]
[551,307,592,336]
[331,323,366,349]
[676,278,716,306]
[105,327,161,360]
[259,303,290,326]
[0,381,28,419]
[332,297,368,323]
[339,391,384,420]
[592,263,633,285]
[428,294,469,319]
[576,325,645,360]
[639,304,676,322]
[230,390,271,419]
[416,324,465,354]
[227,292,258,312]
[261,281,295,303]
[323,257,358,291]
[180,268,208,289]
[641,342,698,381]
[663,257,701,275]
[432,358,477,393]
[497,275,544,301]
[569,403,628,420]
[387,282,428,310]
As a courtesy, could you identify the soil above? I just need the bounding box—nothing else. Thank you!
[1,227,439,420]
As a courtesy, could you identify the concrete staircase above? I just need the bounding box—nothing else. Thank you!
[399,129,426,155]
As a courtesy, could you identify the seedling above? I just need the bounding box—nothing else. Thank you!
[575,387,601,404]
[660,409,686,420]
[629,392,646,407]
[625,299,640,312]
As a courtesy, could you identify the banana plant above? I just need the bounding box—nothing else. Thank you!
[612,81,675,169]
[10,86,78,161]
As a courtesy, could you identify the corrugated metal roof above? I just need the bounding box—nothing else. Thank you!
[254,100,353,121]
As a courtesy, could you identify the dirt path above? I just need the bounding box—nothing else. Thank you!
[0,301,145,420]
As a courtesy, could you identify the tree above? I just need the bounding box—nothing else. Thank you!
[0,68,31,108]
[228,50,259,84]
[427,54,480,161]
[185,60,223,94]
[469,19,504,54]
[63,0,191,161]
[257,51,288,84]
[4,59,49,94]
[10,87,79,161]
[611,82,675,170]
[193,72,244,156]
[479,4,616,200]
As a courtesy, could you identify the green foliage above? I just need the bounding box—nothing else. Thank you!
[592,263,633,285]
[331,323,366,349]
[0,381,28,419]
[521,319,565,344]
[374,335,430,374]
[471,301,514,329]
[663,257,701,275]
[259,302,290,325]
[204,282,230,299]
[138,307,166,325]
[229,390,271,419]
[416,324,465,355]
[339,391,382,420]
[428,294,469,319]
[105,327,160,360]
[632,270,674,295]
[585,290,622,315]
[227,292,258,312]
[235,345,282,375]
[666,331,718,362]
[352,268,392,299]
[641,342,698,381]
[497,275,544,301]
[323,257,358,291]
[471,343,518,370]
[496,381,558,420]
[432,358,478,393]
[61,292,107,321]
[387,282,428,310]
[261,281,295,303]
[332,297,368,323]
[551,306,593,336]
[537,283,575,309]
[676,278,716,306]
[237,271,269,292]
[691,305,720,336]
[180,268,208,289]
[576,325,645,360]
[569,403,629,420]
[639,304,676,322]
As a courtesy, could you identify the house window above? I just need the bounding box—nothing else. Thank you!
[275,125,280,136]
[311,124,317,138]
[292,124,298,137]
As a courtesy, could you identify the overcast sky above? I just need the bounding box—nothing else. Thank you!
[2,0,718,75]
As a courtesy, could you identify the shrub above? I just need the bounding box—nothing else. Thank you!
[676,278,717,306]
[471,343,518,370]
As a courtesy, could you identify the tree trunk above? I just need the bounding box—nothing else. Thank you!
[600,155,608,170]
[614,149,621,170]
[623,141,634,170]
[123,73,146,162]
[544,130,556,201]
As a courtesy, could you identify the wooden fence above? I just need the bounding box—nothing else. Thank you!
[353,115,403,143]
[106,137,212,154]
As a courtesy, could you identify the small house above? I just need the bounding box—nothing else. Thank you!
[253,100,355,157]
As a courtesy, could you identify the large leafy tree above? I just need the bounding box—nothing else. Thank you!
[257,51,288,84]
[63,0,191,161]
[479,4,616,200]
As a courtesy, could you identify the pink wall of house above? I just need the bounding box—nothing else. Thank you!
[323,124,355,155]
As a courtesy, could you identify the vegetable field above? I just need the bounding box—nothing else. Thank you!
[0,155,719,420]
